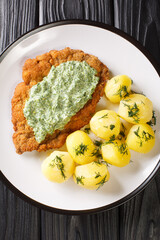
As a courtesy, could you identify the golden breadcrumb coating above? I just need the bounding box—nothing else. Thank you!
[12,48,109,154]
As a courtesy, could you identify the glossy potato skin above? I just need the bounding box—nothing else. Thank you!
[102,140,131,167]
[126,124,155,153]
[105,75,132,103]
[90,110,121,140]
[118,94,153,124]
[41,151,75,183]
[73,161,110,190]
[66,130,96,164]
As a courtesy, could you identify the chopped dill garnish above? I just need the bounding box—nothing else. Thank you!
[103,125,108,128]
[101,160,110,167]
[49,155,66,179]
[109,135,116,141]
[121,122,127,131]
[110,124,115,130]
[117,142,128,155]
[117,122,127,140]
[134,127,154,147]
[95,172,101,179]
[96,175,108,190]
[84,127,90,134]
[134,127,140,138]
[93,160,102,165]
[147,110,157,126]
[91,148,102,159]
[74,143,88,156]
[118,130,125,140]
[131,90,145,96]
[114,77,119,83]
[142,131,154,142]
[75,176,85,185]
[94,140,103,149]
[114,85,129,98]
[99,113,108,119]
[103,141,128,155]
[122,101,140,123]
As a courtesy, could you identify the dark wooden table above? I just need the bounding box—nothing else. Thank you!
[0,1,160,239]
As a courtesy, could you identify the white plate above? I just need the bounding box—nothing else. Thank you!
[0,21,160,214]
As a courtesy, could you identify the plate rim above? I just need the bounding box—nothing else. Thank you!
[0,19,160,215]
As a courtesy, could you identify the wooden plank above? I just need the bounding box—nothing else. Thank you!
[0,0,39,52]
[0,0,40,239]
[114,0,160,64]
[0,181,40,240]
[39,1,119,240]
[119,169,160,240]
[40,209,120,240]
[39,0,114,25]
[114,0,160,239]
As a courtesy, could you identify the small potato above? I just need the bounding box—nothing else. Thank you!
[41,151,75,183]
[73,161,110,190]
[126,124,155,153]
[66,130,96,165]
[102,140,131,167]
[118,94,153,124]
[90,110,120,140]
[105,75,132,103]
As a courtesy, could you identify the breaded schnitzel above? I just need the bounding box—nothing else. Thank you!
[12,48,109,154]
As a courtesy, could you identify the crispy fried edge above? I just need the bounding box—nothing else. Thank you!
[12,48,109,154]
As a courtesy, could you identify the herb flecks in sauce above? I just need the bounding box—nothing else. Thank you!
[23,61,99,143]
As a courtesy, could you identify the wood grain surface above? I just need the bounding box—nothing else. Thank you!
[0,0,160,240]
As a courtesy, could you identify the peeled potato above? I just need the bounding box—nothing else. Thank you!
[126,124,155,153]
[105,75,132,103]
[41,151,75,183]
[102,140,131,167]
[118,94,153,124]
[66,130,96,165]
[73,161,110,190]
[90,110,120,140]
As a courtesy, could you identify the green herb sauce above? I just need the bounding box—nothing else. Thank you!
[23,61,99,143]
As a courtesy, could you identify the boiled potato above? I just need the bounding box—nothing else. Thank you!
[126,124,155,153]
[102,140,131,167]
[73,161,110,190]
[90,110,120,140]
[41,151,75,183]
[66,130,96,164]
[118,94,153,124]
[105,75,132,103]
